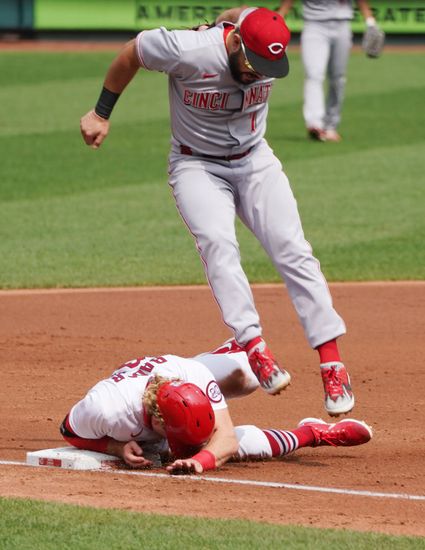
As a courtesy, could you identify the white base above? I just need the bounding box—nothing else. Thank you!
[26,447,124,470]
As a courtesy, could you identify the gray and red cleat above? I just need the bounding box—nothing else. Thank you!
[298,417,372,447]
[320,361,355,416]
[244,336,291,395]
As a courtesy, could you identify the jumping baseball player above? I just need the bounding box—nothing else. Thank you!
[60,347,372,474]
[278,0,381,142]
[80,7,354,416]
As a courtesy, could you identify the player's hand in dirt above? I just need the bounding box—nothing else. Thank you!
[111,440,153,468]
[80,109,110,149]
[166,458,203,475]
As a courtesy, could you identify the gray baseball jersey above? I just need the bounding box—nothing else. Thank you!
[136,20,273,157]
[302,0,354,21]
[134,13,346,350]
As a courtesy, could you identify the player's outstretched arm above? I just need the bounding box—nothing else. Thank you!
[356,0,375,22]
[277,0,295,17]
[166,408,239,474]
[80,39,141,149]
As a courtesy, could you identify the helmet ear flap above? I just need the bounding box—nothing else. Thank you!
[157,381,215,457]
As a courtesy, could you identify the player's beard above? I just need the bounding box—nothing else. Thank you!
[228,50,246,85]
[228,49,259,85]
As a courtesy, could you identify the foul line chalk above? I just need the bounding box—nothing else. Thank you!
[0,281,424,296]
[0,459,424,501]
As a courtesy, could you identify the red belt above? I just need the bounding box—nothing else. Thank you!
[180,144,253,161]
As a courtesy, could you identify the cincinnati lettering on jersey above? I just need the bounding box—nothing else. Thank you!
[243,83,272,110]
[183,90,229,111]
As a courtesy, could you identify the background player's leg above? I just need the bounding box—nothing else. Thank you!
[301,21,331,136]
[324,21,352,137]
[168,156,261,345]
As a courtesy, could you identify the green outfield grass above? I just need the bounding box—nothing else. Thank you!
[1,48,424,547]
[1,497,422,550]
[0,50,424,288]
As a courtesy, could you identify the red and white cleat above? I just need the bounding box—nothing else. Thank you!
[244,337,291,395]
[298,417,372,447]
[307,127,327,142]
[321,361,355,416]
[209,338,244,355]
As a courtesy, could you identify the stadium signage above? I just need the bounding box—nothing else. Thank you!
[134,1,425,32]
[31,0,425,33]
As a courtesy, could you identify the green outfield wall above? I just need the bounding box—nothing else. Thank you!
[1,0,425,33]
[0,0,33,30]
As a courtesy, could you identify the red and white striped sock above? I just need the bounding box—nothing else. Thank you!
[262,426,315,457]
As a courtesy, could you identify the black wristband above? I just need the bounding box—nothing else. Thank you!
[94,86,121,120]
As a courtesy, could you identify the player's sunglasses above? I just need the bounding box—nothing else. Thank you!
[239,38,260,75]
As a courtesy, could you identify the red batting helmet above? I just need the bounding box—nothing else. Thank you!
[156,381,215,457]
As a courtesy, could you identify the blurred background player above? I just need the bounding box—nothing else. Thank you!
[60,347,372,474]
[278,0,379,142]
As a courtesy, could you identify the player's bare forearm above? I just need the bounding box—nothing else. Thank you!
[277,0,294,17]
[103,39,140,94]
[202,410,239,468]
[167,408,238,474]
[215,6,248,24]
[356,0,374,21]
[166,435,238,475]
[80,40,140,149]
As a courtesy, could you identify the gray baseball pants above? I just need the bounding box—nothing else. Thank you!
[301,20,353,130]
[168,139,346,348]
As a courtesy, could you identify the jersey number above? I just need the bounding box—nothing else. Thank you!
[111,356,167,383]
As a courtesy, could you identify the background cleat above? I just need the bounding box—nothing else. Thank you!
[323,129,342,142]
[308,127,327,141]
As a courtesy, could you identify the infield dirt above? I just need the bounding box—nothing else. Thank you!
[0,283,424,536]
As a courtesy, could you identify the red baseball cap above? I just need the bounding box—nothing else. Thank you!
[239,8,291,78]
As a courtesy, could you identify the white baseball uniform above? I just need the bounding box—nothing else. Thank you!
[66,349,299,460]
[300,0,354,130]
[135,9,346,349]
[68,355,227,446]
[194,338,260,397]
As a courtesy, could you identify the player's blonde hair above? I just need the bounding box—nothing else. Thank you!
[143,374,179,426]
